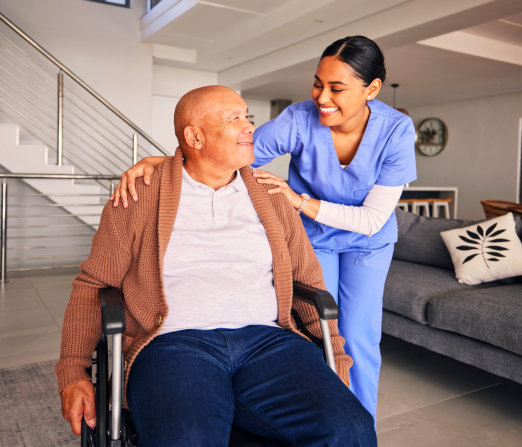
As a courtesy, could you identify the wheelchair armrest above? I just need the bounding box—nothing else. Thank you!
[100,287,126,335]
[292,281,338,320]
[292,281,338,373]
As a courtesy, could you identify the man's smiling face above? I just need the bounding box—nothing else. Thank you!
[199,89,256,171]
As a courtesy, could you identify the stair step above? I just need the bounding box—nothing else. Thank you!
[26,180,104,204]
[0,123,20,146]
[0,122,106,229]
[0,145,74,174]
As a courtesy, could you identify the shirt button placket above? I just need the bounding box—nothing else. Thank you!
[213,190,222,227]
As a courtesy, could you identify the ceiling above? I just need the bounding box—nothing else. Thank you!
[141,0,522,108]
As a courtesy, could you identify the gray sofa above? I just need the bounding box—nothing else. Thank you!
[383,209,522,384]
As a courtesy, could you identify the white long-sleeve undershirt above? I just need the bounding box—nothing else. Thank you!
[314,184,404,236]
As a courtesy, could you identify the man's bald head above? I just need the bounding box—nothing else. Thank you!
[172,85,255,188]
[174,85,240,145]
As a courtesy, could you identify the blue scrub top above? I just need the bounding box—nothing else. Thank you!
[252,99,417,251]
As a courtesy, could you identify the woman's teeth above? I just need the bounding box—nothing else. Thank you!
[320,107,339,113]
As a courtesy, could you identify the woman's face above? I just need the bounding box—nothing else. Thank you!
[311,56,379,131]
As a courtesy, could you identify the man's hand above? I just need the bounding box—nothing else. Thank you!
[61,380,96,436]
[110,156,167,208]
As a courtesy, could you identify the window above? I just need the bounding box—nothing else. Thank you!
[149,0,163,10]
[84,0,131,8]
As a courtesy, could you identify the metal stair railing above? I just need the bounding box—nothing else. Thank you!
[0,173,121,283]
[0,12,169,186]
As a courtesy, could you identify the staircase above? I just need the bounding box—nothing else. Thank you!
[0,12,170,277]
[0,122,105,228]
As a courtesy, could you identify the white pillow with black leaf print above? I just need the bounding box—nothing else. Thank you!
[440,212,522,285]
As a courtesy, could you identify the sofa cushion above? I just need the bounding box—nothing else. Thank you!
[394,209,476,269]
[440,213,522,285]
[394,209,522,270]
[427,283,522,355]
[383,260,472,324]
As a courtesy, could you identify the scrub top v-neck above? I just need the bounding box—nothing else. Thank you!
[252,99,417,251]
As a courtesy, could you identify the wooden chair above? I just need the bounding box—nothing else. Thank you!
[480,200,522,219]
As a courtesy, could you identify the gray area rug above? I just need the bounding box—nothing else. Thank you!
[0,360,77,446]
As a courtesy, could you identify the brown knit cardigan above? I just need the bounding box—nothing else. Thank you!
[55,149,352,402]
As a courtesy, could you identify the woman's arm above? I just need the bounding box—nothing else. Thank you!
[315,184,403,235]
[253,170,403,236]
[110,156,168,207]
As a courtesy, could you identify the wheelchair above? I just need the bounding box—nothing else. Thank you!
[81,281,340,447]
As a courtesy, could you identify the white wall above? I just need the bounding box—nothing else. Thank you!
[408,92,522,219]
[152,65,218,98]
[242,97,271,129]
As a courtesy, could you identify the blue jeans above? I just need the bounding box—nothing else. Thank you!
[127,325,376,446]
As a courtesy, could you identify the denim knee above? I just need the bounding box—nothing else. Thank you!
[321,404,377,447]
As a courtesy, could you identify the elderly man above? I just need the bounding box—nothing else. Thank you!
[56,85,376,446]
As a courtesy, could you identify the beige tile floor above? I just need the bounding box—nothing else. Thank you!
[1,271,521,446]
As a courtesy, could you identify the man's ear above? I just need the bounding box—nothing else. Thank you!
[184,126,203,150]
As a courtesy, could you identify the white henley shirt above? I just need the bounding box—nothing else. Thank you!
[160,168,279,334]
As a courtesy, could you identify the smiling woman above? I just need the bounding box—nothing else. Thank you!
[249,37,416,422]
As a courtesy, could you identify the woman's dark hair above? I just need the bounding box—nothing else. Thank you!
[320,36,386,86]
